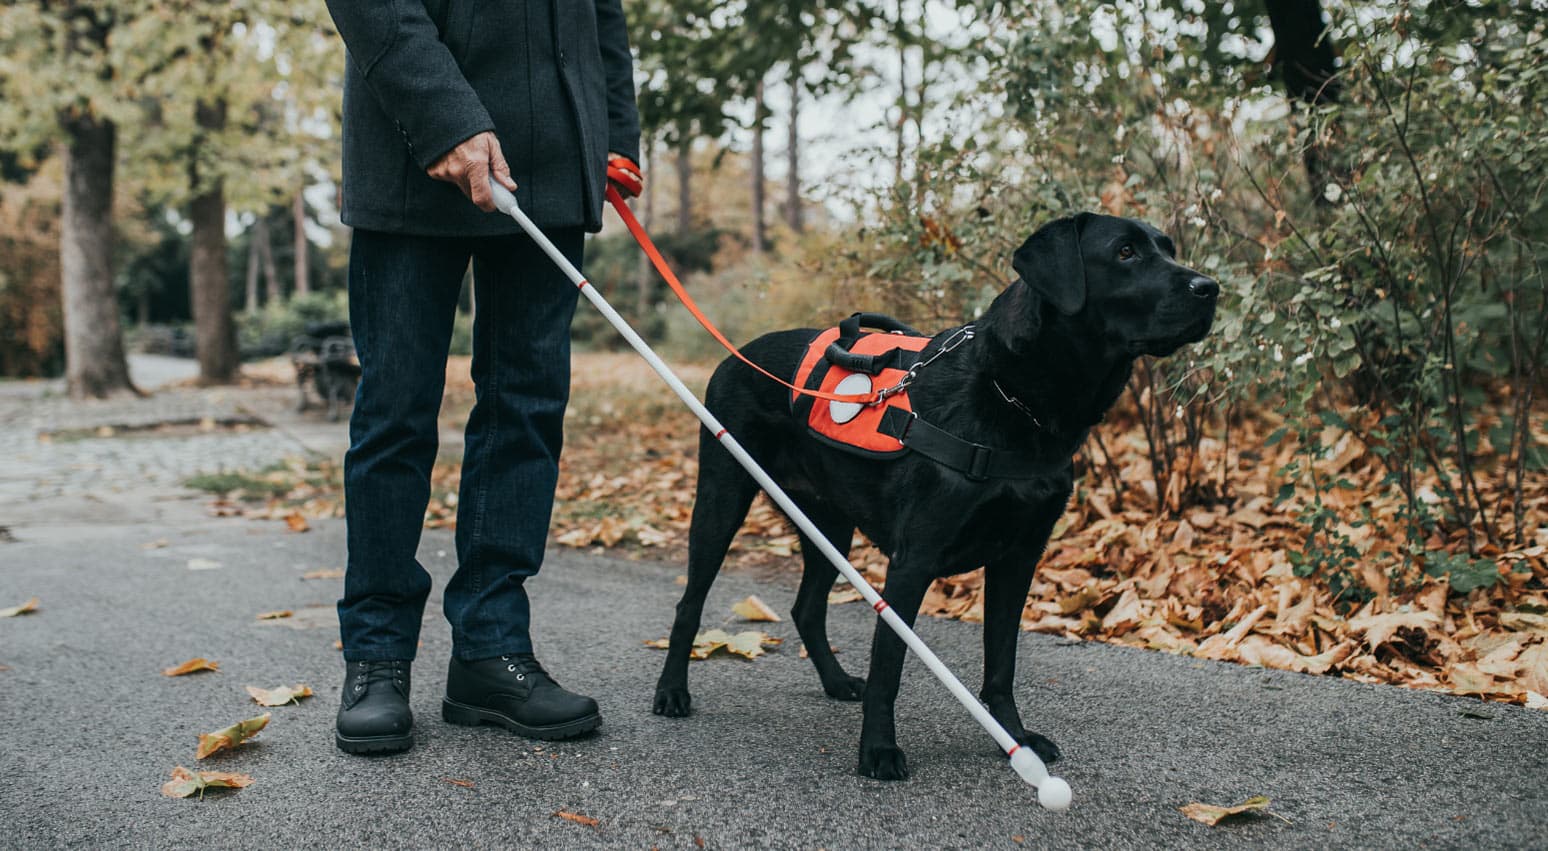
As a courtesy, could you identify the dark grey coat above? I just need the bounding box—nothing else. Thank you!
[325,0,640,237]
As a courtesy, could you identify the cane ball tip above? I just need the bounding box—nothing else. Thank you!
[1038,777,1072,812]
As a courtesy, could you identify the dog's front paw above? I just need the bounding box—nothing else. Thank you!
[858,744,909,781]
[1014,731,1061,764]
[822,674,866,702]
[652,686,692,717]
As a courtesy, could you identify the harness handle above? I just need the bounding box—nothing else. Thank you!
[606,185,875,404]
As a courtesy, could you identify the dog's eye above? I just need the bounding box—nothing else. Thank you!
[1117,244,1137,261]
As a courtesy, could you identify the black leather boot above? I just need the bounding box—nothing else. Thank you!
[442,653,601,740]
[335,659,413,754]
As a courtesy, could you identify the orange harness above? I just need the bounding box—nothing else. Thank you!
[790,323,932,457]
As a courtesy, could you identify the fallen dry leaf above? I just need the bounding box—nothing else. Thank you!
[186,557,222,571]
[301,568,345,580]
[256,610,293,620]
[196,713,270,759]
[284,512,310,533]
[142,538,170,550]
[0,597,39,618]
[644,629,782,660]
[245,684,314,707]
[161,765,253,799]
[1179,795,1286,826]
[163,658,219,677]
[443,777,476,788]
[732,595,781,622]
[554,810,599,827]
[828,586,864,605]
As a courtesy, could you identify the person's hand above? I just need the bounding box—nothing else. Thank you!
[428,131,515,212]
[607,153,642,198]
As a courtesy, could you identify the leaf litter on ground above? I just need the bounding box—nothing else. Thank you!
[163,658,219,676]
[161,766,253,799]
[732,595,781,622]
[644,629,782,660]
[245,684,313,707]
[1179,795,1289,826]
[196,713,270,759]
[0,597,39,617]
[554,810,599,827]
[193,353,1548,708]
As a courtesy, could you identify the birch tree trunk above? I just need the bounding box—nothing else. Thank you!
[676,139,692,233]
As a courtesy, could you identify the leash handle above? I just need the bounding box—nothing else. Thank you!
[604,185,874,405]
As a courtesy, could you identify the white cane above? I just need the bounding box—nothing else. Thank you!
[490,179,1071,811]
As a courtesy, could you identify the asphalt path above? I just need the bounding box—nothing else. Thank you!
[2,517,1546,849]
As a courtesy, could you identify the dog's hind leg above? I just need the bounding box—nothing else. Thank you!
[980,556,1061,764]
[651,428,760,718]
[789,509,865,701]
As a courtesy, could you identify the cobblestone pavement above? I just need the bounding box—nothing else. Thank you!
[0,357,350,529]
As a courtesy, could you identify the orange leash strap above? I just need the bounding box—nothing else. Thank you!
[605,184,876,404]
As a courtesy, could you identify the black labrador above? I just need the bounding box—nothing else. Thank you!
[652,212,1218,780]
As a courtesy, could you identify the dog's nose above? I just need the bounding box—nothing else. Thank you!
[1187,277,1219,299]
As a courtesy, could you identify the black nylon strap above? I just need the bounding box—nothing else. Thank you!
[823,343,922,376]
[877,407,1063,481]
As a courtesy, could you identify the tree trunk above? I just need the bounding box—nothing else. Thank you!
[785,65,803,233]
[59,116,136,399]
[751,78,767,253]
[244,221,261,313]
[676,137,692,233]
[255,214,281,304]
[1265,0,1342,183]
[189,99,238,384]
[292,189,310,296]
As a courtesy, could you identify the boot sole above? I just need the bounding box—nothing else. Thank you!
[441,697,602,741]
[335,731,414,755]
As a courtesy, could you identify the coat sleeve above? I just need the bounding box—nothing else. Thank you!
[324,0,495,171]
[593,0,641,163]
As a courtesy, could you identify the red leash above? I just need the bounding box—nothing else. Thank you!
[604,180,874,405]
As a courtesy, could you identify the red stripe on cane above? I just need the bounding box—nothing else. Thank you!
[714,428,727,439]
[873,600,888,614]
[577,279,590,290]
[1008,744,1021,757]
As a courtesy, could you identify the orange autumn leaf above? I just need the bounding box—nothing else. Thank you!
[196,713,270,759]
[443,777,476,788]
[163,658,219,677]
[161,765,254,799]
[554,810,599,827]
[256,610,293,620]
[0,597,39,617]
[731,595,781,622]
[1179,795,1286,826]
[284,512,310,533]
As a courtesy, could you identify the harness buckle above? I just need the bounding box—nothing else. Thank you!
[966,443,993,481]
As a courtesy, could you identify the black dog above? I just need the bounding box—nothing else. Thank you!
[652,212,1218,780]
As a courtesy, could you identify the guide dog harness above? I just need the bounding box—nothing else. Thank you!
[789,313,1056,480]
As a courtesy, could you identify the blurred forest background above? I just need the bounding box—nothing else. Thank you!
[2,1,1545,699]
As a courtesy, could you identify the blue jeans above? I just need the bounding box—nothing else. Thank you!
[338,226,582,663]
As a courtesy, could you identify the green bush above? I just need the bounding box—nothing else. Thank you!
[237,290,349,359]
[804,0,1545,595]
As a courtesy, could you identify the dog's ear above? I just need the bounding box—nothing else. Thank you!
[1012,214,1089,316]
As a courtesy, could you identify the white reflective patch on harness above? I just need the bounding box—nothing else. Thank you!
[827,373,872,424]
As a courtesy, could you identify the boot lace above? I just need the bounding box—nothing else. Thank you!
[352,659,407,695]
[499,653,554,685]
